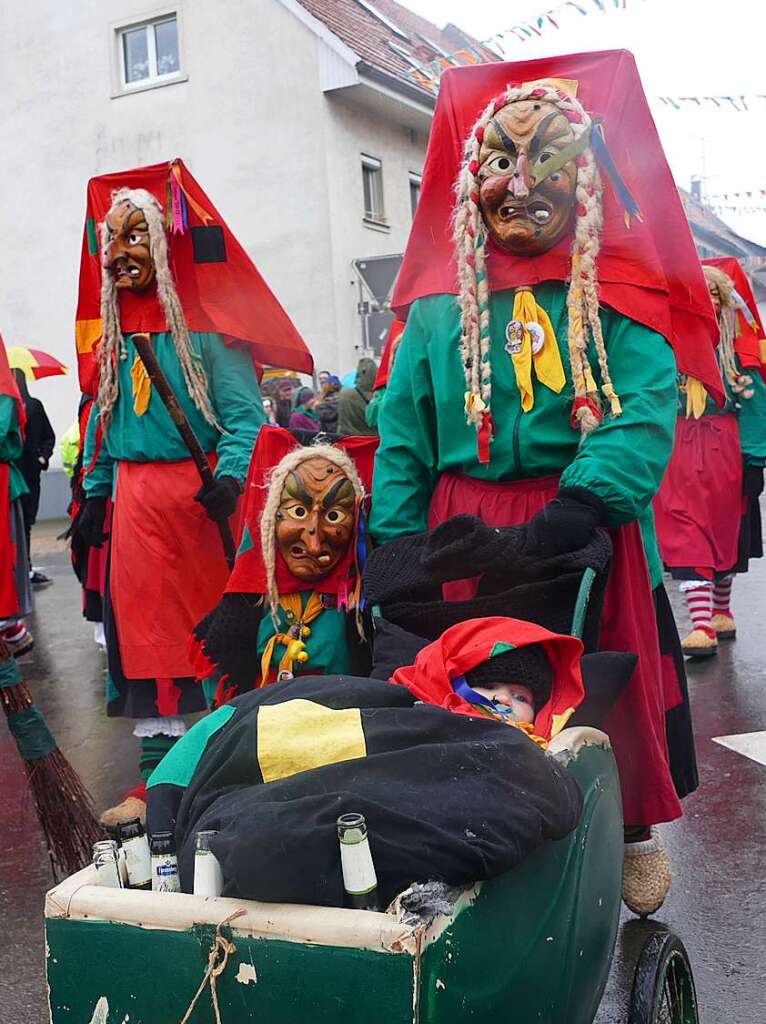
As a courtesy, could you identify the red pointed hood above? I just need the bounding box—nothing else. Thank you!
[0,335,25,434]
[392,616,584,742]
[75,159,312,394]
[392,49,723,405]
[226,425,378,597]
[702,256,766,383]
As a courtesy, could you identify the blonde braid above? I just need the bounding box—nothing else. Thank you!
[454,83,618,440]
[259,444,366,625]
[98,188,221,432]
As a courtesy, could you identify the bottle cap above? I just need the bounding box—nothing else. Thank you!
[117,817,145,840]
[150,831,176,855]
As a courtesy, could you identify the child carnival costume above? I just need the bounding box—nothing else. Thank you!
[76,160,312,826]
[655,257,766,656]
[370,51,723,917]
[191,425,376,703]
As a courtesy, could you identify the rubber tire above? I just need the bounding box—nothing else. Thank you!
[629,931,699,1024]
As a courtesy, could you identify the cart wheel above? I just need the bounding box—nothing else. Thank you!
[629,931,699,1024]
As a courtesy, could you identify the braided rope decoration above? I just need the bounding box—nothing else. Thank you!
[453,83,621,443]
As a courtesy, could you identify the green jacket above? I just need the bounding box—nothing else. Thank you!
[371,285,678,586]
[0,395,28,501]
[83,331,265,496]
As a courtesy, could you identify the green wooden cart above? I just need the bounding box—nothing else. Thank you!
[46,725,697,1024]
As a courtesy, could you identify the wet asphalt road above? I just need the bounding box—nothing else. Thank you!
[1,522,764,1023]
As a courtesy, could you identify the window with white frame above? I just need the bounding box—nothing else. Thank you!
[362,155,387,225]
[119,15,181,89]
[409,172,422,217]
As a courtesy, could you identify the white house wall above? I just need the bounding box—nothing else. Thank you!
[0,0,347,454]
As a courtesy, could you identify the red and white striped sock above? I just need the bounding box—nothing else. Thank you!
[681,582,715,637]
[713,575,734,617]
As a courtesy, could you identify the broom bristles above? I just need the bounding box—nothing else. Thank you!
[1,642,103,878]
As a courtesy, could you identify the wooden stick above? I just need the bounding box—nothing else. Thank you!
[131,333,236,570]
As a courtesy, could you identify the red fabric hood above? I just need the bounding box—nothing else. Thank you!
[392,49,723,404]
[702,256,766,382]
[75,159,312,394]
[0,334,25,434]
[392,616,584,742]
[226,425,378,596]
[373,320,406,391]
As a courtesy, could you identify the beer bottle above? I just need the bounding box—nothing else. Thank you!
[337,813,380,911]
[117,818,152,890]
[93,840,123,888]
[150,831,181,893]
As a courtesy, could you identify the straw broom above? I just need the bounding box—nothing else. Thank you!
[0,639,103,877]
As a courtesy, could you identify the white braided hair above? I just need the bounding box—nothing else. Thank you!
[259,444,366,623]
[453,82,620,439]
[98,187,221,432]
[703,265,753,399]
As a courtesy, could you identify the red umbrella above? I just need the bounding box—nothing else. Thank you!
[5,346,68,381]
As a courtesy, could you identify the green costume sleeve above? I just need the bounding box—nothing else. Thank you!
[82,404,115,498]
[370,304,438,542]
[737,372,766,466]
[560,313,678,527]
[366,389,383,429]
[0,396,23,463]
[202,334,266,483]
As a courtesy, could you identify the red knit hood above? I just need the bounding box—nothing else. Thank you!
[75,159,312,394]
[392,616,584,742]
[702,256,766,383]
[391,49,723,405]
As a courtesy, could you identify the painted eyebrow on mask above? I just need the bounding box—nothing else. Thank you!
[490,117,517,156]
[322,477,354,509]
[530,111,571,155]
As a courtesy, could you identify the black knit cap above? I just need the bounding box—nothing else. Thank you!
[464,644,553,711]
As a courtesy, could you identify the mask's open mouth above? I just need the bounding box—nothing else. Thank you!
[290,544,333,566]
[497,198,553,225]
[111,259,143,281]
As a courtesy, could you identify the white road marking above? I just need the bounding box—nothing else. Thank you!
[713,730,766,767]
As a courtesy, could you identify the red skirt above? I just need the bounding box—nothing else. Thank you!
[111,458,240,680]
[0,464,18,618]
[655,414,744,577]
[429,472,683,827]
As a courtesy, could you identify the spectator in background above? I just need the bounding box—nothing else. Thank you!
[338,358,378,436]
[315,374,342,434]
[275,379,295,428]
[13,370,55,588]
[289,387,320,432]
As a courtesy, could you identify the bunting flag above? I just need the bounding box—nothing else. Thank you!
[658,95,766,112]
[485,0,640,53]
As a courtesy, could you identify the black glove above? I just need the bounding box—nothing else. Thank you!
[525,487,605,558]
[76,496,108,549]
[744,464,765,500]
[37,455,50,471]
[194,475,242,522]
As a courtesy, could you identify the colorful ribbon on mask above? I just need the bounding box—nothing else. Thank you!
[169,160,214,226]
[509,287,566,412]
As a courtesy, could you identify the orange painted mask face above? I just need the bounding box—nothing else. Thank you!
[478,100,578,256]
[275,457,356,581]
[103,201,155,291]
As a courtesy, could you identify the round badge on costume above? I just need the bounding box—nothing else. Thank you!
[505,320,525,355]
[527,321,545,354]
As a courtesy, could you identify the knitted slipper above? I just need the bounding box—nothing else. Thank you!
[681,628,718,658]
[623,827,671,917]
[711,613,736,640]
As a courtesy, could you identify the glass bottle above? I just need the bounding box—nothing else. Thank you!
[117,817,152,890]
[337,813,380,911]
[150,831,181,893]
[93,840,123,888]
[193,830,224,897]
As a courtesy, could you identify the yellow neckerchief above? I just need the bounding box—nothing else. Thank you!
[683,376,708,419]
[131,354,152,415]
[506,286,566,412]
[259,591,325,686]
[470,703,548,749]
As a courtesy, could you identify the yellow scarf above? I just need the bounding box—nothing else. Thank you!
[684,377,708,419]
[259,592,325,686]
[506,287,566,411]
[131,355,152,416]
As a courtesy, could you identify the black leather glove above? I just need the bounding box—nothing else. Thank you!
[744,464,765,500]
[76,496,108,549]
[194,475,242,522]
[525,487,605,558]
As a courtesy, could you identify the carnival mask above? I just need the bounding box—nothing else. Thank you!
[478,100,578,256]
[103,200,156,291]
[275,457,356,581]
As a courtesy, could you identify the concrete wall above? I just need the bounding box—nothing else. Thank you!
[1,0,428,477]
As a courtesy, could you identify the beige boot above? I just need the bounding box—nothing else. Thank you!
[99,796,147,830]
[712,613,736,640]
[681,628,718,658]
[623,827,671,917]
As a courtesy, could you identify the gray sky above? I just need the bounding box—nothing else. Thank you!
[405,0,766,244]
